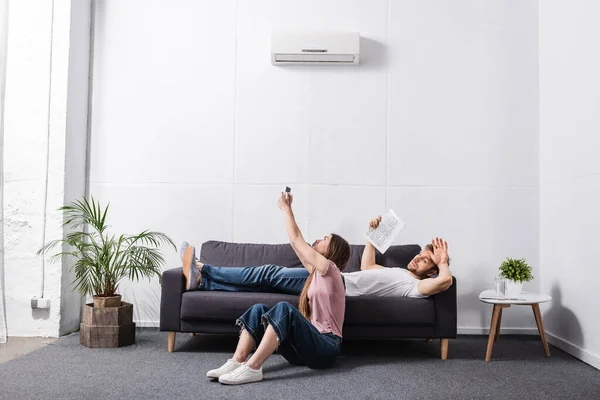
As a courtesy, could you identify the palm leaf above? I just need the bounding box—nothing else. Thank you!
[37,239,65,256]
[71,257,102,296]
[37,195,174,298]
[121,246,164,283]
[124,230,176,249]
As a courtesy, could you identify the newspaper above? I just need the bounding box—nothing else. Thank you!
[364,209,405,254]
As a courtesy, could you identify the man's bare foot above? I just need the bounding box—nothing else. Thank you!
[195,261,203,287]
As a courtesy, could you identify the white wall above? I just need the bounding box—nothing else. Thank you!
[2,0,89,337]
[539,0,600,369]
[3,0,61,337]
[90,0,539,331]
[59,0,92,336]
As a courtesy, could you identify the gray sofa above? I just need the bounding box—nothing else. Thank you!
[160,240,457,359]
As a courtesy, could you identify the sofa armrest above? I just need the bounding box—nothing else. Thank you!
[159,267,185,332]
[432,276,457,338]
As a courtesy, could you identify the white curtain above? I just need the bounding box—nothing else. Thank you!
[0,276,6,344]
[0,0,8,344]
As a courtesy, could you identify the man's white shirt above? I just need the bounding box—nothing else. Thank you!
[342,268,428,298]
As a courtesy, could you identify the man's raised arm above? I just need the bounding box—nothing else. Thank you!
[417,238,453,296]
[360,216,385,271]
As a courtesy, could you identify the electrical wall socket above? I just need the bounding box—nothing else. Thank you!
[30,297,51,309]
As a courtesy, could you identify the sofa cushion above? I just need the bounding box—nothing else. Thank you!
[181,290,434,327]
[181,291,299,321]
[200,241,422,273]
[344,296,435,326]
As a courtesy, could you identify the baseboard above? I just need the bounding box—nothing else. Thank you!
[135,321,159,328]
[546,332,600,370]
[458,327,539,335]
[138,323,538,335]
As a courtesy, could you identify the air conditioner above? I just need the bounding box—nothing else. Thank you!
[271,32,360,65]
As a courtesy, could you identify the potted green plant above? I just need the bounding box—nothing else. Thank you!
[37,196,175,347]
[498,257,533,296]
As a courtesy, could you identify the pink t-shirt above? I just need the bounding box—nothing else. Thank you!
[307,260,346,338]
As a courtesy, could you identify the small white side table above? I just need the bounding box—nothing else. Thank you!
[479,290,552,362]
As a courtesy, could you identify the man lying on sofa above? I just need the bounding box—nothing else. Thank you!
[181,216,452,298]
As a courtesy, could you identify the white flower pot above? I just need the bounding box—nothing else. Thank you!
[505,280,523,297]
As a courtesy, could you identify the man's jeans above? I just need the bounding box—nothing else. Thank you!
[198,264,309,295]
[237,302,342,369]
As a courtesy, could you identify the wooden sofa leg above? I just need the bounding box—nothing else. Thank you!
[168,332,176,352]
[441,338,448,360]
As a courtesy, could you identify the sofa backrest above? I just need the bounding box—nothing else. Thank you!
[199,241,421,272]
[345,244,422,272]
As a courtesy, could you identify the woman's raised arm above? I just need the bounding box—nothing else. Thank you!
[278,193,329,275]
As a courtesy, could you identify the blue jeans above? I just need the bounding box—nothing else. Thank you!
[199,264,309,295]
[237,302,342,369]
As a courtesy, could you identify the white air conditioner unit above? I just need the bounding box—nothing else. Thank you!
[271,32,360,65]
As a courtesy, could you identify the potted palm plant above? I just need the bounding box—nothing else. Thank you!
[498,257,533,296]
[37,196,175,347]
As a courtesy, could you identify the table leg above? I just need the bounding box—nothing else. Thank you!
[532,304,551,357]
[494,309,503,342]
[486,304,509,362]
[486,305,501,361]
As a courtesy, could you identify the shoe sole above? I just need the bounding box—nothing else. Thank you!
[207,370,229,379]
[182,246,195,291]
[179,241,190,262]
[218,376,263,385]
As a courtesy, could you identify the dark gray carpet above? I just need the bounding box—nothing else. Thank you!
[0,329,598,400]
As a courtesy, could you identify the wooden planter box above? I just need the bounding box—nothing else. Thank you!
[80,302,135,348]
[93,295,122,308]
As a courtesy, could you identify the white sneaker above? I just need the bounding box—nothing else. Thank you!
[206,359,241,379]
[218,364,263,385]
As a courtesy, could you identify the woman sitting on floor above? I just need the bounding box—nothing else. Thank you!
[182,192,350,385]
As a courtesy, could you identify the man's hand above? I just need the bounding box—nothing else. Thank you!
[417,237,452,296]
[369,215,382,230]
[360,215,385,271]
[278,192,293,210]
[430,237,449,266]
